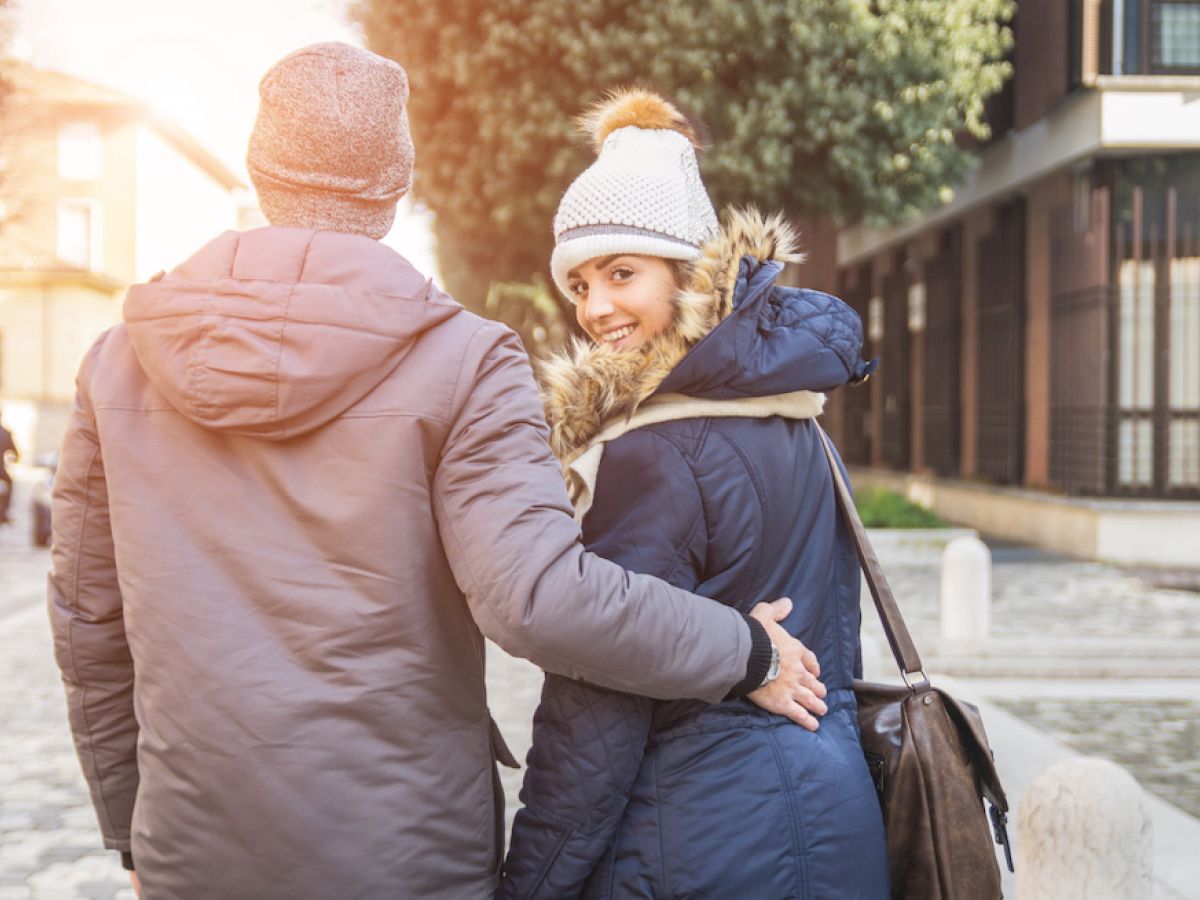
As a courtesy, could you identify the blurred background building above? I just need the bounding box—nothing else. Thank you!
[0,0,437,463]
[0,62,244,458]
[828,0,1200,565]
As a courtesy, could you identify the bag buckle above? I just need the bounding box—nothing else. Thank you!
[989,803,1015,872]
[901,668,930,690]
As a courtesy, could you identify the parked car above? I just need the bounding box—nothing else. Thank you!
[31,453,56,548]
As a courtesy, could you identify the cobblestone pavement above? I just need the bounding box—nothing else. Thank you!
[867,543,1200,644]
[865,541,1200,830]
[2,468,1196,893]
[0,478,136,899]
[994,697,1200,819]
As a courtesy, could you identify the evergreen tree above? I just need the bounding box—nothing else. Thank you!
[358,0,1012,316]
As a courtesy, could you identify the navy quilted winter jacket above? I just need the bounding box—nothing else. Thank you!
[499,255,890,898]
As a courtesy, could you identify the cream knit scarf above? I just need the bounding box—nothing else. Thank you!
[566,390,825,520]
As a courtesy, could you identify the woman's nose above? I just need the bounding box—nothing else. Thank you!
[583,288,614,322]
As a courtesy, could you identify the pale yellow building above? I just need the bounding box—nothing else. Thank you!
[0,62,243,457]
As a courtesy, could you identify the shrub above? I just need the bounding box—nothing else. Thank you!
[854,485,947,528]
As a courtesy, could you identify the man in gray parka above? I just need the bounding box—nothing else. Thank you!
[47,43,825,899]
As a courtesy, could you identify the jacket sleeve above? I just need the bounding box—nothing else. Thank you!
[432,320,749,703]
[46,338,138,854]
[499,430,706,899]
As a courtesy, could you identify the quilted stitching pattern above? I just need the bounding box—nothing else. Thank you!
[500,675,653,898]
[764,286,863,374]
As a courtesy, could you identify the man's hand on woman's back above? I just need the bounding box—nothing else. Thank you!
[747,598,828,731]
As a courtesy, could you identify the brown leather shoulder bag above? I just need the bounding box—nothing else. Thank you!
[817,427,1013,899]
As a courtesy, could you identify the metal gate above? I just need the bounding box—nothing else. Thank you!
[922,227,962,477]
[1114,174,1200,498]
[975,199,1026,485]
[1049,188,1111,494]
[1165,187,1200,496]
[880,260,911,470]
[838,264,874,467]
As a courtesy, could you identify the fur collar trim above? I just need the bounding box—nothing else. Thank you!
[540,207,802,462]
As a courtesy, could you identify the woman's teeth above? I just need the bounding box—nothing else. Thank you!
[602,325,636,343]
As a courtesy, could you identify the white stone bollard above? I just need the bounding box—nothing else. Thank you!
[1017,757,1153,900]
[940,535,991,645]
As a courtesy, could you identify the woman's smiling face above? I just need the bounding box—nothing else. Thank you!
[567,255,679,350]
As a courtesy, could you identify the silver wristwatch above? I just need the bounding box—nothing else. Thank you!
[757,641,781,689]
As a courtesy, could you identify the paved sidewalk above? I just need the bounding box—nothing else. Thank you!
[0,601,136,900]
[866,542,1200,644]
[944,681,1200,900]
[0,475,134,899]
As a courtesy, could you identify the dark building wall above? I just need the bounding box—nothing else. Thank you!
[1014,3,1072,130]
[791,217,840,294]
[920,226,964,478]
[959,205,993,478]
[869,253,896,467]
[1025,169,1075,488]
[837,263,874,466]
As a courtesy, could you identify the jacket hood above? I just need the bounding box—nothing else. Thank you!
[540,207,871,460]
[123,227,460,441]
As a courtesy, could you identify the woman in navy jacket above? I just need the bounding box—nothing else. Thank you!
[498,90,889,899]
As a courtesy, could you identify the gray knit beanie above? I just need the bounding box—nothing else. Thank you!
[551,89,718,298]
[248,42,414,240]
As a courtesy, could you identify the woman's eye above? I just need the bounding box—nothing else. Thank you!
[611,267,634,282]
[569,282,587,299]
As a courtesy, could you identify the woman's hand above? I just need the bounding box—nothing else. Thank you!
[746,598,828,731]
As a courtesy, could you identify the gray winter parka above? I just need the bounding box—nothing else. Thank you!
[47,227,758,899]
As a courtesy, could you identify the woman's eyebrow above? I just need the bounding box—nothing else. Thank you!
[568,255,620,280]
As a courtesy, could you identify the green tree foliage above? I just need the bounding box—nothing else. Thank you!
[484,277,571,359]
[357,0,1013,312]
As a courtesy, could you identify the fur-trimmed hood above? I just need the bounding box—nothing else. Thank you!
[540,207,870,462]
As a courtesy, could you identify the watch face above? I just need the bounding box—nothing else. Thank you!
[761,644,781,688]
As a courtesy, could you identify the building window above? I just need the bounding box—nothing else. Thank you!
[1152,1,1200,69]
[1117,259,1156,487]
[907,282,926,333]
[57,199,100,270]
[1117,0,1200,72]
[58,122,102,180]
[1170,256,1200,487]
[1072,168,1093,231]
[868,296,884,343]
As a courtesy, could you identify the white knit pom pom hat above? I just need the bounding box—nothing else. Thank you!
[550,89,719,298]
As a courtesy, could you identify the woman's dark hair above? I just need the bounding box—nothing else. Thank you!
[666,258,692,289]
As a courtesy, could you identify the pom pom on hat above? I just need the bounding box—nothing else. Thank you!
[580,88,701,153]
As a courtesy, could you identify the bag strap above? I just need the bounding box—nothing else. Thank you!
[815,426,927,683]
